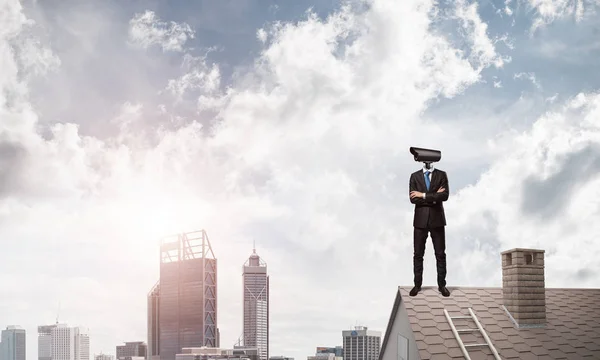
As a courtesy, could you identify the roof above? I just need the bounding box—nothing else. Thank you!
[380,286,600,360]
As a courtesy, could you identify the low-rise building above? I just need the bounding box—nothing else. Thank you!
[116,342,147,360]
[269,356,293,360]
[95,354,114,360]
[308,354,336,360]
[176,347,259,360]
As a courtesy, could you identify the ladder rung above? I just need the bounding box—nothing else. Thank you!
[457,328,478,332]
[445,308,502,360]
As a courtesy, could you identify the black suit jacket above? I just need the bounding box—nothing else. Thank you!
[409,169,449,228]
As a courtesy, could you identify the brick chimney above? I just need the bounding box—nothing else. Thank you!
[501,248,546,328]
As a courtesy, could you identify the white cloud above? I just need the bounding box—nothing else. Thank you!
[128,10,194,52]
[13,38,61,79]
[257,28,268,44]
[0,1,58,107]
[454,0,506,70]
[514,71,542,89]
[166,53,221,100]
[2,0,600,359]
[495,34,515,51]
[546,93,559,103]
[268,4,280,15]
[450,92,600,287]
[505,1,514,16]
[526,0,600,31]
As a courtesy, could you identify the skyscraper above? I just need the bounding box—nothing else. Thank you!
[147,230,218,360]
[148,283,160,360]
[77,331,90,360]
[38,325,56,360]
[242,247,269,360]
[38,324,89,360]
[0,326,26,360]
[342,327,380,360]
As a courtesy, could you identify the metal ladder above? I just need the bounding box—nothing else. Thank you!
[443,307,502,360]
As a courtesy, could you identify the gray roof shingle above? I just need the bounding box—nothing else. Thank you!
[379,286,600,360]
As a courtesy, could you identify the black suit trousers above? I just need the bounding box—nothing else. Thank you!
[413,226,447,288]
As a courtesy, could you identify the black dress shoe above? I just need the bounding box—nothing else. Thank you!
[409,286,421,296]
[439,286,450,297]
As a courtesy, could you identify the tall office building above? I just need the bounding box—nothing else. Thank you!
[242,247,269,360]
[0,326,26,360]
[38,324,89,360]
[38,325,56,360]
[148,284,160,360]
[342,327,380,360]
[116,342,146,359]
[77,331,90,360]
[147,230,218,360]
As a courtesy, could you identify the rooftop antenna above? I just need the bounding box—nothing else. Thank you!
[253,239,256,254]
[56,301,61,324]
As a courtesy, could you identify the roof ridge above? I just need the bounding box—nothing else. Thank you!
[397,285,600,290]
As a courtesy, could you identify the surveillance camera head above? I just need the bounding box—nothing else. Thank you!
[409,147,442,163]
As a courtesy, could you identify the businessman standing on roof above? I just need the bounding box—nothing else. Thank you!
[408,147,450,297]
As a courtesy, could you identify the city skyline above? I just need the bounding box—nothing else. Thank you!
[0,237,380,360]
[1,321,376,360]
[2,0,600,360]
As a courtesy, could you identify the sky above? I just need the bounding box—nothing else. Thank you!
[1,0,600,359]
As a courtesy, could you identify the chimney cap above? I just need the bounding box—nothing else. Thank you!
[501,248,545,255]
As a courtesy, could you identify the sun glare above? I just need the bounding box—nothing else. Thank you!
[113,182,209,244]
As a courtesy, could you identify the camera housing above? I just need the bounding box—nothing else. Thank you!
[409,147,442,164]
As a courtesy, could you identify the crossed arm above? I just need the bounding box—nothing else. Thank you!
[409,172,449,205]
